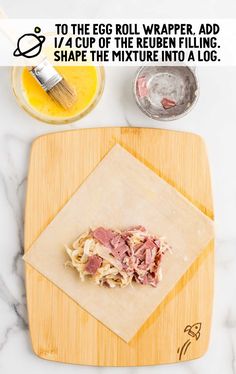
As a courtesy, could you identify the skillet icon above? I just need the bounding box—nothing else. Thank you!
[13,27,45,58]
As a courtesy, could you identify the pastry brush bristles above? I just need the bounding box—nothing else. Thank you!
[29,61,77,109]
[48,78,77,109]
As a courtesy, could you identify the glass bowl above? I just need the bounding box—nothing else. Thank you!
[12,65,105,125]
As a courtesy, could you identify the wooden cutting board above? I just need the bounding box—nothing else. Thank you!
[24,127,214,366]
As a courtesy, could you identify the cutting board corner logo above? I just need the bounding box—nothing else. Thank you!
[177,322,202,360]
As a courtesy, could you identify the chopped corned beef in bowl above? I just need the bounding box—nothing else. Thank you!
[65,226,171,288]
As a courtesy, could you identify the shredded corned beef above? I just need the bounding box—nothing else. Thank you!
[92,227,115,248]
[161,97,176,110]
[84,255,102,274]
[91,226,169,287]
[65,226,171,288]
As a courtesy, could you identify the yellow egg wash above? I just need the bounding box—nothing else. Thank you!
[22,66,98,118]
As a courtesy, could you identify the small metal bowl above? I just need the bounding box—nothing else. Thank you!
[133,66,199,121]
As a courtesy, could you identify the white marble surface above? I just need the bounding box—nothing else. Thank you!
[0,0,236,373]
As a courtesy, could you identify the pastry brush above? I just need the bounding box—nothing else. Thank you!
[29,60,77,109]
[0,8,77,109]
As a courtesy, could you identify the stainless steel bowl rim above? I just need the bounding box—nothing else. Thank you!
[133,65,200,122]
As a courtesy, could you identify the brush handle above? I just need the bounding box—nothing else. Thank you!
[0,8,7,18]
[0,7,18,43]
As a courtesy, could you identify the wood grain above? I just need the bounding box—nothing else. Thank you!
[24,127,214,366]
